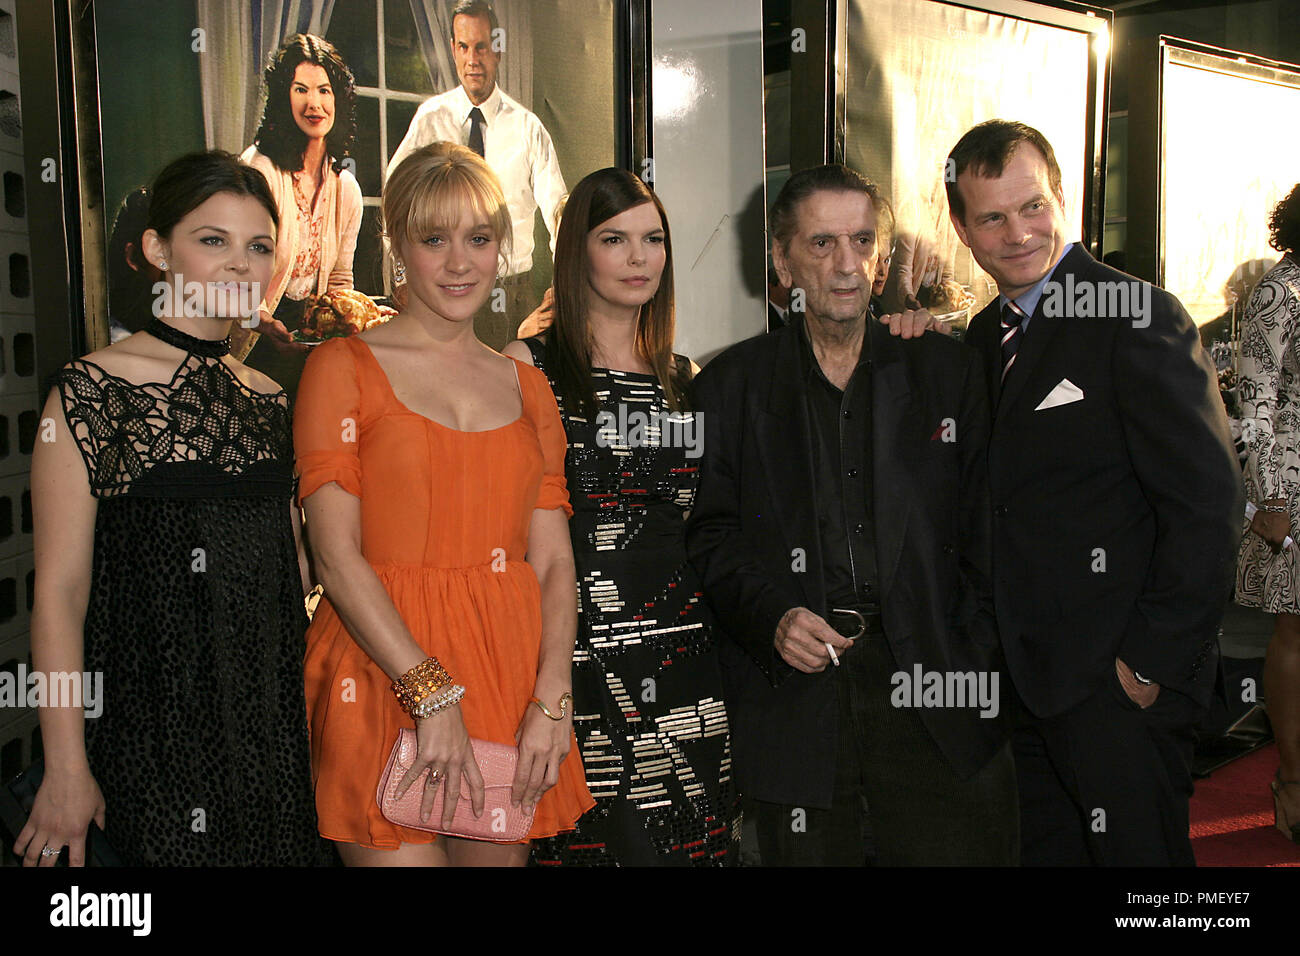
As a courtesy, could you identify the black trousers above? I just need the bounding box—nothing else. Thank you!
[754,632,1019,866]
[1013,666,1203,866]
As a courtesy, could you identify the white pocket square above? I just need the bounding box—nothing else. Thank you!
[1035,378,1085,411]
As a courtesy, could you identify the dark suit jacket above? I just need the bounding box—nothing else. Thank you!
[767,301,788,332]
[964,245,1244,718]
[685,318,1006,808]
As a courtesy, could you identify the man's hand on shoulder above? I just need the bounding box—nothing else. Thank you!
[516,287,555,340]
[878,308,948,339]
[775,607,854,673]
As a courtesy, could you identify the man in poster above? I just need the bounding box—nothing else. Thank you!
[387,0,566,350]
[884,120,1243,865]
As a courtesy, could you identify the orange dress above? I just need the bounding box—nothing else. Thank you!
[293,335,594,847]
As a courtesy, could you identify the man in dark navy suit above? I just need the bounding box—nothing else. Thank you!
[884,120,1243,865]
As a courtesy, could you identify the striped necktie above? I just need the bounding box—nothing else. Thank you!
[1000,301,1027,383]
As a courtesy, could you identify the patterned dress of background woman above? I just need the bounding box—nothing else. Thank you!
[1237,253,1300,609]
[524,337,740,866]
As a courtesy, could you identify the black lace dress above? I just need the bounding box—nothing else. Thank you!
[524,338,740,866]
[46,319,328,866]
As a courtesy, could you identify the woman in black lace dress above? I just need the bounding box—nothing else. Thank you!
[505,168,739,865]
[17,152,326,866]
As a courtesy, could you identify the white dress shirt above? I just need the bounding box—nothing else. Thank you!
[386,84,566,277]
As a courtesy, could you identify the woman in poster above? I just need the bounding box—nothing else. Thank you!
[294,143,592,866]
[236,33,364,400]
[505,167,740,866]
[1235,183,1300,844]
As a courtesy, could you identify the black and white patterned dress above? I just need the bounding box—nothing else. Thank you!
[524,338,740,866]
[46,319,327,865]
[1237,254,1300,612]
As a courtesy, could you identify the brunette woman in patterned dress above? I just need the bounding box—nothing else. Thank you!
[18,152,325,866]
[506,168,740,865]
[1236,183,1300,842]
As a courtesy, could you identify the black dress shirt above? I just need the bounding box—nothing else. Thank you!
[797,318,879,608]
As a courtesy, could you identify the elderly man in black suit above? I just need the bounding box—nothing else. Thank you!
[883,120,1244,865]
[685,164,1018,866]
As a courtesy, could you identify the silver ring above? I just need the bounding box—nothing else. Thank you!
[41,845,59,858]
[427,769,442,783]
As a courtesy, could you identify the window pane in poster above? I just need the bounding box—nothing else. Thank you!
[384,0,437,95]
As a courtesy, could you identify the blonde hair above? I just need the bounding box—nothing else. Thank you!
[382,142,513,305]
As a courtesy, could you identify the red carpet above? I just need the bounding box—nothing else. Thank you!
[1190,743,1300,866]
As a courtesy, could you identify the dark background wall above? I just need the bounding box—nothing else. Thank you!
[96,0,204,234]
[1112,0,1299,113]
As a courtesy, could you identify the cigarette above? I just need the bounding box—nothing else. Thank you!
[826,643,840,666]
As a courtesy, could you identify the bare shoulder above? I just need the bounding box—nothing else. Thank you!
[358,316,404,350]
[241,146,273,172]
[482,342,524,379]
[501,339,534,365]
[494,345,545,403]
[74,333,284,397]
[76,333,179,385]
[226,360,285,397]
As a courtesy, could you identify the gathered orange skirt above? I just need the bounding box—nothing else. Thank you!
[294,337,594,849]
[305,561,594,847]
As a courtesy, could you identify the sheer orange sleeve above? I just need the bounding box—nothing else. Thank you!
[523,364,573,517]
[294,338,364,505]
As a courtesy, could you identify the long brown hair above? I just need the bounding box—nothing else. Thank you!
[550,168,683,420]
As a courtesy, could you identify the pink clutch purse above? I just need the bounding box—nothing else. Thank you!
[376,729,535,843]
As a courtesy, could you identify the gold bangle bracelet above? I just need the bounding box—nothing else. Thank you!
[530,692,572,721]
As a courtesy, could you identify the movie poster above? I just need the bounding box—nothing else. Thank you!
[89,0,620,345]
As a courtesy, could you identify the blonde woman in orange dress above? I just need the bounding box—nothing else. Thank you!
[293,142,593,866]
